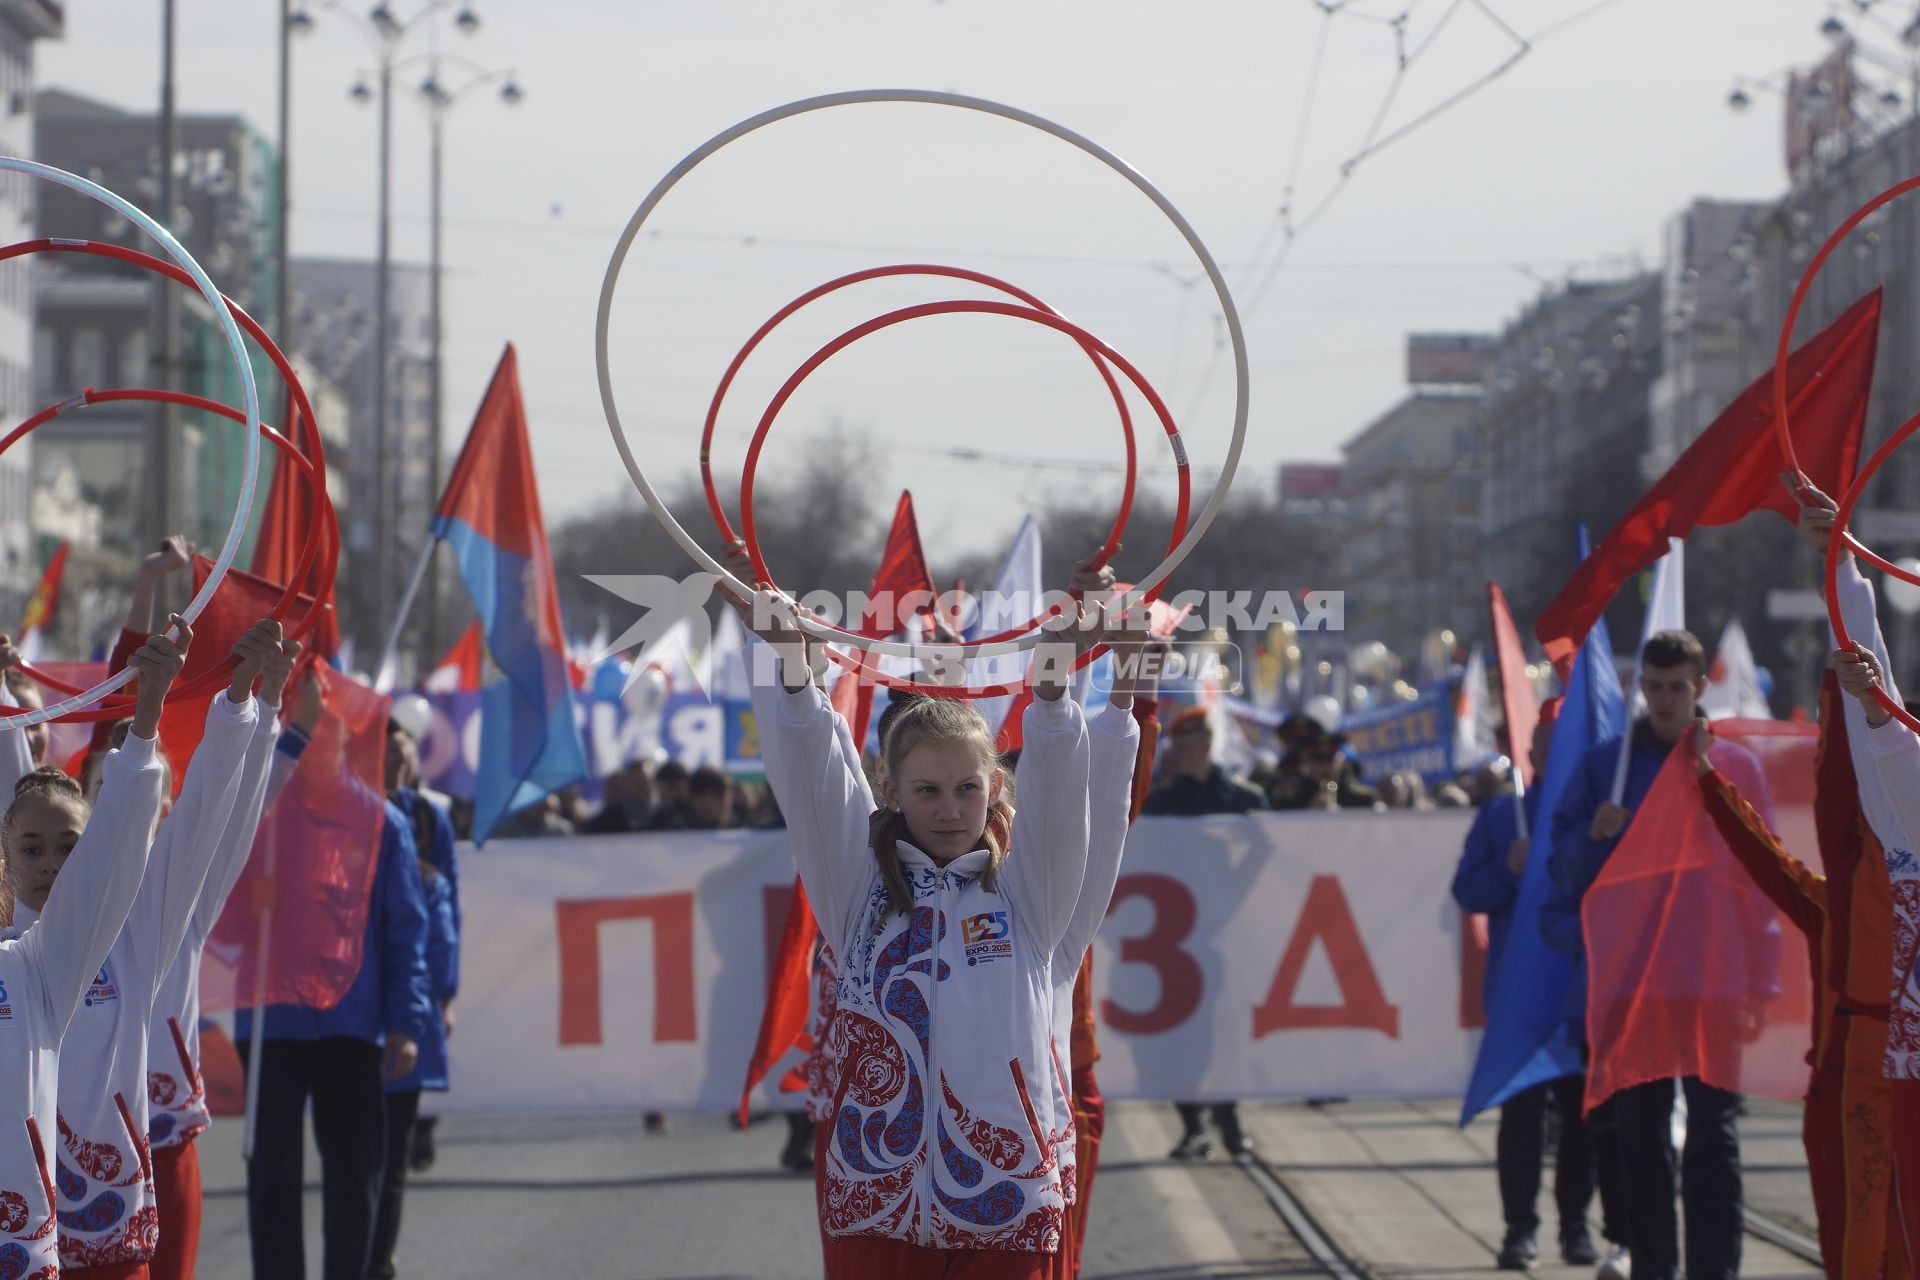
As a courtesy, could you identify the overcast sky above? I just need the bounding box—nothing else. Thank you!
[38,1,1837,567]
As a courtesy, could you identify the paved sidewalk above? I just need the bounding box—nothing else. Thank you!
[1236,1097,1820,1280]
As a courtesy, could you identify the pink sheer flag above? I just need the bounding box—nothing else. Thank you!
[1582,720,1821,1112]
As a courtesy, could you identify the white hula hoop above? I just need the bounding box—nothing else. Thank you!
[595,89,1249,660]
[0,157,261,728]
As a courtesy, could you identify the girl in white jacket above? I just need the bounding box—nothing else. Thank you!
[748,581,1135,1279]
[0,624,185,1280]
[146,636,298,1280]
[44,619,282,1278]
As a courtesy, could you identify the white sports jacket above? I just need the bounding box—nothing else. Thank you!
[0,732,163,1280]
[26,693,256,1268]
[757,674,1094,1253]
[148,705,290,1150]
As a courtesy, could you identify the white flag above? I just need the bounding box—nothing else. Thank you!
[1700,618,1772,720]
[1453,646,1496,768]
[967,515,1043,741]
[1612,538,1686,803]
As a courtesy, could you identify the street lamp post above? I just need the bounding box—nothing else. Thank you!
[417,60,521,658]
[295,2,483,660]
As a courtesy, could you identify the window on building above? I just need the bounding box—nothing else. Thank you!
[120,328,149,387]
[70,327,103,387]
[30,322,51,395]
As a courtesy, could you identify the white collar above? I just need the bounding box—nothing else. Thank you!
[893,840,992,877]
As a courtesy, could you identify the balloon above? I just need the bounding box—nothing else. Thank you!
[1303,695,1343,734]
[622,663,670,721]
[591,657,634,703]
[390,693,432,741]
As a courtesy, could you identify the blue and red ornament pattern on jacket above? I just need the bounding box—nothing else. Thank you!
[822,873,1065,1253]
[0,1117,59,1280]
[54,1101,157,1266]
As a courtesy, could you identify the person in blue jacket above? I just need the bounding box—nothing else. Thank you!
[1541,629,1743,1280]
[368,849,457,1279]
[236,674,433,1280]
[1454,710,1612,1270]
[385,719,459,1174]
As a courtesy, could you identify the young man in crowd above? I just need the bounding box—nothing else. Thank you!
[1543,630,1744,1280]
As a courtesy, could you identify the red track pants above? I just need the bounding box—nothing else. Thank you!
[1803,1065,1907,1280]
[826,1234,1053,1279]
[1895,1077,1920,1275]
[148,1136,202,1280]
[1062,1066,1105,1280]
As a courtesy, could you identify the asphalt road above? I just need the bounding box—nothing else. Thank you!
[196,1102,1321,1280]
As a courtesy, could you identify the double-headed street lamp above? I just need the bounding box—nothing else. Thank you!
[409,57,522,655]
[289,1,499,660]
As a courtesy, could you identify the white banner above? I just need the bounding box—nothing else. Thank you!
[439,811,1480,1115]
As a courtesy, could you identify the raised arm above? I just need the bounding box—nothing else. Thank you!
[1796,477,1912,852]
[19,627,182,1036]
[0,636,37,800]
[1053,612,1152,968]
[722,544,879,949]
[186,636,298,948]
[122,623,278,1000]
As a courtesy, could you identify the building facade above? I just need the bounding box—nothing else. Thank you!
[32,87,281,571]
[290,255,432,658]
[0,3,63,627]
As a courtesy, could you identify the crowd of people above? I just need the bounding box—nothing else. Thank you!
[1452,484,1920,1280]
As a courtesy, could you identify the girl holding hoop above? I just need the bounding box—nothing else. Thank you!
[46,619,281,1278]
[145,635,300,1280]
[0,623,186,1280]
[737,557,1140,1279]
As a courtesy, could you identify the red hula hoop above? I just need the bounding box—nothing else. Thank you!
[0,239,334,718]
[701,265,1139,631]
[738,298,1191,697]
[1771,177,1920,587]
[1827,403,1920,735]
[0,389,337,722]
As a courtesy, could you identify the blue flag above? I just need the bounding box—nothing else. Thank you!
[1460,536,1625,1124]
[434,346,588,843]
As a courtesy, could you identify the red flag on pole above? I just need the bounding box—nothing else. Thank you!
[19,540,68,636]
[848,491,936,748]
[741,491,934,1121]
[1534,290,1881,677]
[1487,582,1540,791]
[151,556,331,792]
[423,618,485,693]
[250,386,340,658]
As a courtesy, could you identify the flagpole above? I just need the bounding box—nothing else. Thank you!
[242,823,278,1162]
[1610,592,1656,807]
[373,537,438,689]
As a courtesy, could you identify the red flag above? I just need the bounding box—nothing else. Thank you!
[203,663,392,1011]
[423,619,485,693]
[741,492,934,1119]
[1535,290,1881,676]
[1581,721,1821,1112]
[20,540,68,635]
[251,386,340,658]
[150,556,329,793]
[739,879,819,1126]
[848,491,936,748]
[1487,582,1539,790]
